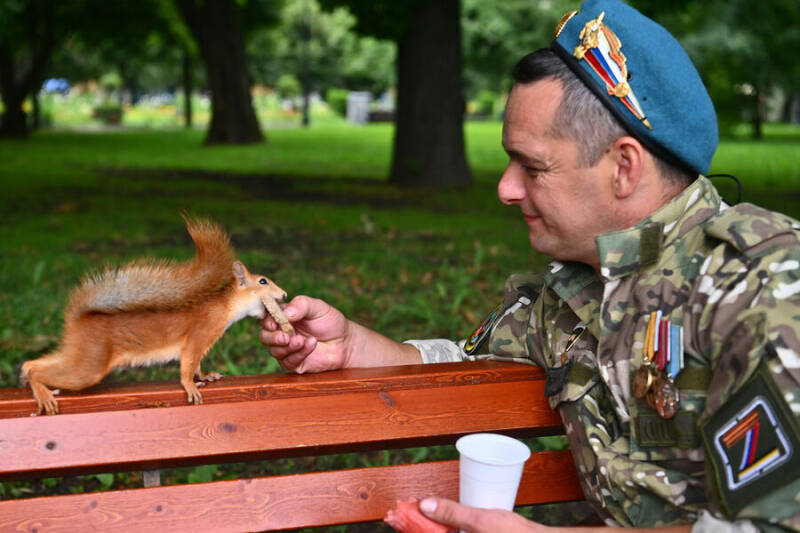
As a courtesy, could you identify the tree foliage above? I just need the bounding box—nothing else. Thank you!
[460,0,574,97]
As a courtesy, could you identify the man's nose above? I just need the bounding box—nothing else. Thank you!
[497,164,525,205]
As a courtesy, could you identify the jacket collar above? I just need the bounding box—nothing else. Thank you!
[595,175,721,281]
[541,176,722,327]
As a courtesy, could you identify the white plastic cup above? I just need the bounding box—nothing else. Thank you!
[456,433,531,511]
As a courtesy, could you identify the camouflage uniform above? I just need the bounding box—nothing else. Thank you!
[407,176,800,532]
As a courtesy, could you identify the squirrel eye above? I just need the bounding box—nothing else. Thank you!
[259,278,268,285]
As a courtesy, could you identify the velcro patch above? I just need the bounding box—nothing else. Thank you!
[701,360,800,517]
[636,411,699,448]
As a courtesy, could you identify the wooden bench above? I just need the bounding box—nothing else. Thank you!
[0,361,583,532]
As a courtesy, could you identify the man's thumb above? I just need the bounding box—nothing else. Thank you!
[419,498,466,531]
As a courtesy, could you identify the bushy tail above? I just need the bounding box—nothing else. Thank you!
[67,217,235,317]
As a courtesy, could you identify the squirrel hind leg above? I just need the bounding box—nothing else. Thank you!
[21,351,109,415]
[21,360,61,415]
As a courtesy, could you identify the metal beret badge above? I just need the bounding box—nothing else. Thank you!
[572,12,652,130]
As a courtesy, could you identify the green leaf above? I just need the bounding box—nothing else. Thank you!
[187,464,218,484]
[94,473,115,490]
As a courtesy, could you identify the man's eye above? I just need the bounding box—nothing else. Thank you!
[523,166,543,177]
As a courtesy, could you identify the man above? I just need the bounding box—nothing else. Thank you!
[260,0,800,531]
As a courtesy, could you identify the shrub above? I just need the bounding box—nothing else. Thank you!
[326,88,349,117]
[474,90,497,116]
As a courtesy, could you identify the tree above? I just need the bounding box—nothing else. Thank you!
[279,0,356,126]
[0,0,183,137]
[634,0,800,138]
[0,0,59,137]
[461,0,572,97]
[174,0,266,144]
[322,0,471,188]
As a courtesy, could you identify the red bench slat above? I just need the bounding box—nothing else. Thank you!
[0,451,582,532]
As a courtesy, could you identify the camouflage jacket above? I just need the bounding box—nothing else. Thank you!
[408,176,800,531]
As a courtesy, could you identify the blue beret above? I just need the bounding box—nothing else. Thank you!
[552,0,718,175]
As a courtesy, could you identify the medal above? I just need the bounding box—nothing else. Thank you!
[633,364,655,398]
[635,311,684,419]
[646,375,660,410]
[634,311,659,399]
[655,379,680,419]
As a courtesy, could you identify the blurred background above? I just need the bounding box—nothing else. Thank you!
[1,0,799,515]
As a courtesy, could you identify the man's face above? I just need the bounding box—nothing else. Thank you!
[499,79,617,268]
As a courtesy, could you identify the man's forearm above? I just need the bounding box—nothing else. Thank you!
[344,321,423,367]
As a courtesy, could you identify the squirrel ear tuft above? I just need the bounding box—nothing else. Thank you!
[232,261,248,285]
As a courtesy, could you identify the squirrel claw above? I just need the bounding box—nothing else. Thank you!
[184,384,204,405]
[195,371,223,382]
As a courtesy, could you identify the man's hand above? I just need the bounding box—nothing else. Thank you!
[418,498,551,533]
[259,295,351,373]
[259,295,422,373]
[417,498,694,533]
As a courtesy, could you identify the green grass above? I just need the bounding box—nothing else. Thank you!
[0,120,798,507]
[2,122,800,384]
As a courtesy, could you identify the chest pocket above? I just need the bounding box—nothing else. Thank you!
[629,363,711,463]
[545,332,602,410]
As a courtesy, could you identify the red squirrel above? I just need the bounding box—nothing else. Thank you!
[21,217,293,415]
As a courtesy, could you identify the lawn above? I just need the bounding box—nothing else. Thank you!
[2,121,800,384]
[0,120,798,507]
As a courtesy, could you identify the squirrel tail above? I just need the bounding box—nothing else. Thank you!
[68,216,235,316]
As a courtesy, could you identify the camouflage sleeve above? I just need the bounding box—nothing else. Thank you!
[404,273,545,367]
[693,221,800,531]
[691,510,759,533]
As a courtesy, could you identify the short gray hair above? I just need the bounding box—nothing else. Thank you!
[510,49,692,185]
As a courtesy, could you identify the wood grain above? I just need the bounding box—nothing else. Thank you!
[0,361,545,419]
[0,361,583,531]
[0,379,562,480]
[0,451,583,532]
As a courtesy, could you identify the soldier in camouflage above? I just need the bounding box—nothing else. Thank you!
[260,1,800,531]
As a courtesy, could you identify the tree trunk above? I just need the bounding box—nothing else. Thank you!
[182,49,193,129]
[0,0,54,138]
[780,88,793,123]
[301,89,311,127]
[31,87,40,130]
[752,86,763,140]
[175,0,263,144]
[390,0,471,188]
[0,88,28,137]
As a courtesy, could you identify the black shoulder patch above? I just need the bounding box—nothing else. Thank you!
[701,360,800,518]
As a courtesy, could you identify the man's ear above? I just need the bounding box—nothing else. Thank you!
[611,136,645,199]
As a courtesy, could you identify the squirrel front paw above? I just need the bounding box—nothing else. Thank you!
[183,382,204,405]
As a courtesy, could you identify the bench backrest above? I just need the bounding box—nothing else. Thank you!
[0,361,583,531]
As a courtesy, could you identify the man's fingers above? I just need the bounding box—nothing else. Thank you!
[419,498,473,530]
[284,295,338,324]
[419,498,529,533]
[272,335,317,374]
[259,329,289,347]
[261,316,278,331]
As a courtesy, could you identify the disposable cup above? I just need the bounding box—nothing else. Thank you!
[456,433,531,511]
